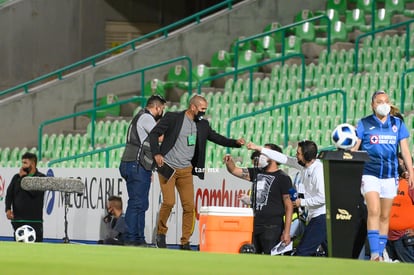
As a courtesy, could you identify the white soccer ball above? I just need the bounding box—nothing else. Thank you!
[15,225,36,243]
[331,123,357,150]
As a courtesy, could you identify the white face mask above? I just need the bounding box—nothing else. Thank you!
[258,155,269,168]
[375,103,390,116]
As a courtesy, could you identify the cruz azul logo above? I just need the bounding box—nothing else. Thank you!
[336,208,352,220]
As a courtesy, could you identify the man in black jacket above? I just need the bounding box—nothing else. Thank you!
[5,152,46,242]
[149,94,245,249]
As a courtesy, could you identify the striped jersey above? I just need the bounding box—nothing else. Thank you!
[356,114,409,179]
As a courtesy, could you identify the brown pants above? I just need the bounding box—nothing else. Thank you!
[157,166,195,244]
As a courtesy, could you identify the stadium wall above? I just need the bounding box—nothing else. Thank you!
[0,167,254,244]
[0,0,325,148]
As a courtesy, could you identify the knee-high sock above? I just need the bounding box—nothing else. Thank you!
[367,230,380,256]
[378,235,388,257]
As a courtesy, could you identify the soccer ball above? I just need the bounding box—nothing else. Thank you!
[15,225,36,243]
[331,123,357,150]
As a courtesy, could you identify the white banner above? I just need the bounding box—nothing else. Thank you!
[0,167,256,244]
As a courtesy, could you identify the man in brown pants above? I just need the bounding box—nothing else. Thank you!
[149,95,245,250]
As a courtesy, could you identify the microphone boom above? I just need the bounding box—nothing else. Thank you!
[21,177,84,194]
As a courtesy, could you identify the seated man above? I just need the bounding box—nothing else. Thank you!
[100,196,126,245]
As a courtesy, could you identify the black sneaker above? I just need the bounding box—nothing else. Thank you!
[156,234,167,248]
[179,243,192,250]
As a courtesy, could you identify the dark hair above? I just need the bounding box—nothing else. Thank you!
[250,151,261,160]
[264,143,282,154]
[108,195,123,210]
[371,90,386,103]
[298,140,318,162]
[22,152,37,166]
[147,94,166,107]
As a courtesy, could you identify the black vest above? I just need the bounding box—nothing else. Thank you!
[120,109,152,165]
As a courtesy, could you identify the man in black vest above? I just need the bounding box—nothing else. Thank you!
[119,94,166,246]
[149,94,245,250]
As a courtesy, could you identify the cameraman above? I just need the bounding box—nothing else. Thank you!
[100,196,126,245]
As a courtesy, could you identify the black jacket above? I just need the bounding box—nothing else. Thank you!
[5,169,46,221]
[149,111,241,179]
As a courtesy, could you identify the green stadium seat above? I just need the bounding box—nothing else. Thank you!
[315,21,348,45]
[72,134,81,152]
[253,36,280,59]
[210,50,233,74]
[374,8,393,29]
[192,64,212,87]
[47,134,57,152]
[345,9,367,31]
[385,0,405,14]
[9,147,20,163]
[263,22,284,44]
[55,134,64,150]
[284,35,302,54]
[230,36,252,53]
[164,65,189,90]
[356,0,377,14]
[315,9,340,33]
[326,0,348,14]
[95,94,120,118]
[294,22,316,42]
[144,79,166,98]
[294,10,315,23]
[63,133,73,153]
[237,50,259,71]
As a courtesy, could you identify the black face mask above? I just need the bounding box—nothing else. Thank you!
[297,160,306,167]
[23,167,31,173]
[154,111,163,122]
[194,111,205,122]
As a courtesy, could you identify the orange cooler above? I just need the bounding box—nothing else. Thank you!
[199,206,253,253]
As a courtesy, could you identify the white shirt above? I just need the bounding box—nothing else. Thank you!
[261,148,326,220]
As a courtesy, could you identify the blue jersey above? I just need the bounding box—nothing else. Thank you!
[356,114,409,179]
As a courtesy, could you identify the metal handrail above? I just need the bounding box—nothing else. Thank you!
[197,53,306,102]
[353,19,414,73]
[0,0,235,97]
[47,143,125,168]
[91,56,192,147]
[38,96,146,160]
[233,14,331,82]
[226,89,347,150]
[400,68,414,113]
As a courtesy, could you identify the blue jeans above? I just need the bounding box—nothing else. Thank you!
[119,161,152,244]
[295,214,328,256]
[386,237,414,263]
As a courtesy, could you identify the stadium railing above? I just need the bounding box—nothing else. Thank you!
[0,0,235,98]
[91,56,192,147]
[226,89,347,150]
[353,18,414,73]
[233,14,331,82]
[47,143,125,168]
[37,96,146,160]
[196,53,306,102]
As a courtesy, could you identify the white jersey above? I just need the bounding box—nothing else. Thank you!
[261,148,326,220]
